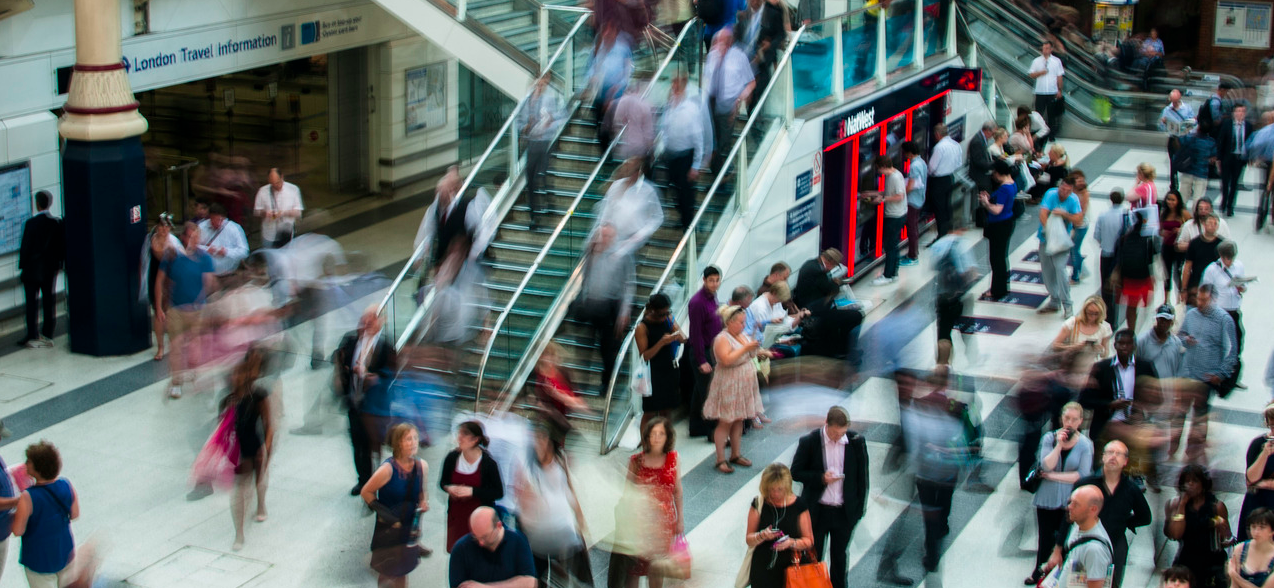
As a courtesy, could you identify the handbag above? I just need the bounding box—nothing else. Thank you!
[1022,462,1044,493]
[651,534,693,579]
[785,549,834,588]
[1044,214,1074,255]
[734,496,763,588]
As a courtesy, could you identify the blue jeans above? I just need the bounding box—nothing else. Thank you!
[1069,225,1088,281]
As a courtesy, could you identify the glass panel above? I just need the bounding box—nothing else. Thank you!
[792,20,835,109]
[884,0,917,72]
[842,10,877,89]
[923,0,947,59]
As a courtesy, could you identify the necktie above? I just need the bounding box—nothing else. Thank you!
[1238,124,1245,156]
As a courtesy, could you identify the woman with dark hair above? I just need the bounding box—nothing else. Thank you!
[618,416,683,588]
[140,213,181,361]
[13,440,79,587]
[224,346,274,551]
[361,422,429,588]
[1160,190,1192,299]
[635,293,684,432]
[979,159,1018,301]
[517,425,593,587]
[1229,508,1274,588]
[1165,465,1231,588]
[439,421,503,552]
[1239,404,1274,542]
[1176,197,1231,252]
[1163,565,1194,588]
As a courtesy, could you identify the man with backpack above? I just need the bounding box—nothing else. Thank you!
[1115,209,1158,333]
[1041,485,1114,588]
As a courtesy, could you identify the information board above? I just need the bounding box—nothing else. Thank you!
[0,162,32,256]
[786,197,819,243]
[1216,0,1272,49]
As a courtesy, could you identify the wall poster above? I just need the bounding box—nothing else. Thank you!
[1215,0,1272,49]
[406,63,447,134]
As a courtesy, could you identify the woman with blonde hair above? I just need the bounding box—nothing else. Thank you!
[703,305,773,474]
[743,464,813,588]
[1029,142,1071,201]
[1050,295,1113,358]
[1132,163,1159,209]
[361,423,430,587]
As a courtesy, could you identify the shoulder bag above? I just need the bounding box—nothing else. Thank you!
[786,549,834,588]
[734,497,763,588]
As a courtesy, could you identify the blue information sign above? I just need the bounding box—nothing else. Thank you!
[786,198,818,243]
[795,170,812,200]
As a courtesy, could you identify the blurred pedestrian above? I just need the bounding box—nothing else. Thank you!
[901,141,927,266]
[1199,239,1246,386]
[704,29,755,170]
[588,24,634,144]
[1094,188,1127,326]
[1037,174,1084,318]
[704,305,771,473]
[1117,210,1158,332]
[1159,190,1191,300]
[1177,283,1238,462]
[440,421,504,553]
[791,406,868,588]
[12,441,78,588]
[743,464,813,588]
[412,166,493,274]
[17,191,64,350]
[979,159,1017,301]
[321,308,396,495]
[635,294,685,432]
[1026,401,1093,585]
[660,71,711,231]
[253,168,303,248]
[610,74,655,165]
[516,425,592,587]
[616,417,683,588]
[1175,127,1218,205]
[1219,104,1251,217]
[1069,170,1091,283]
[520,74,563,225]
[156,222,218,399]
[927,123,962,239]
[448,507,536,588]
[362,423,430,587]
[530,342,588,428]
[226,347,275,551]
[1237,405,1274,542]
[688,266,723,439]
[1080,330,1157,449]
[577,222,637,397]
[1165,465,1230,588]
[140,213,181,361]
[931,227,978,368]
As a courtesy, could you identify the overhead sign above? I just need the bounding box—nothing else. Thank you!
[785,198,819,243]
[823,67,983,147]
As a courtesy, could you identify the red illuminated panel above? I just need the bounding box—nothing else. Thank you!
[847,139,859,276]
[875,126,885,258]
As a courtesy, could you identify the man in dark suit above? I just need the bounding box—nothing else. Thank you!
[967,121,996,195]
[1217,103,1251,217]
[1079,329,1158,451]
[791,406,869,588]
[332,307,397,495]
[792,248,863,360]
[17,191,64,348]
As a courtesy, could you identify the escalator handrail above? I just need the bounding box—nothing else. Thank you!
[375,13,592,326]
[474,20,702,410]
[595,26,807,453]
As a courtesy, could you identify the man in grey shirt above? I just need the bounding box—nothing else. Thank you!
[1137,305,1184,378]
[1177,283,1238,462]
[1045,485,1113,588]
[870,155,909,286]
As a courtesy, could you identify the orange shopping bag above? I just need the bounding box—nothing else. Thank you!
[785,550,832,588]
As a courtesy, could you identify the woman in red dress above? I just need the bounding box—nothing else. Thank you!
[624,416,684,588]
[438,421,503,552]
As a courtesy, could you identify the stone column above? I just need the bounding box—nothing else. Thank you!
[59,0,152,355]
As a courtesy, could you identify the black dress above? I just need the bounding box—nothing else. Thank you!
[1239,435,1274,541]
[642,318,681,413]
[749,496,808,588]
[1173,494,1228,588]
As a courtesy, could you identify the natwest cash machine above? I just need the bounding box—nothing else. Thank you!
[819,66,982,281]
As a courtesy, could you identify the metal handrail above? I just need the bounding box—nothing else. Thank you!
[596,26,806,454]
[374,13,591,323]
[474,20,702,412]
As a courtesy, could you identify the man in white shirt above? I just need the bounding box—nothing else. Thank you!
[1028,41,1065,144]
[518,73,562,220]
[253,168,303,248]
[1159,90,1196,191]
[660,71,712,231]
[197,203,249,276]
[927,123,963,240]
[1200,239,1246,386]
[790,407,869,588]
[704,29,756,170]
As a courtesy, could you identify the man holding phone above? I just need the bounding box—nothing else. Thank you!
[791,407,870,588]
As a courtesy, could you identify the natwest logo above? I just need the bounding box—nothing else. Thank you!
[841,107,875,138]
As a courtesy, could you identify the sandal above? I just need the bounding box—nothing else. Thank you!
[715,460,735,474]
[730,456,753,467]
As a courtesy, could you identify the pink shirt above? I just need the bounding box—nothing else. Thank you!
[820,427,848,506]
[1131,181,1157,209]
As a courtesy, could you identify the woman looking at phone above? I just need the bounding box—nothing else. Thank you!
[1026,401,1094,585]
[635,293,685,433]
[1239,404,1274,541]
[744,463,813,588]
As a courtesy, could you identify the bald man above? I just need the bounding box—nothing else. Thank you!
[1053,440,1151,588]
[449,507,536,588]
[1043,486,1113,588]
[1160,89,1196,192]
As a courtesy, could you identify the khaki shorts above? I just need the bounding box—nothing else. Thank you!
[166,306,203,340]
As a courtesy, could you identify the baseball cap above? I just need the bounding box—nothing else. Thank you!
[1154,304,1175,320]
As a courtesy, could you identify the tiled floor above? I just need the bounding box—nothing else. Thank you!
[0,139,1271,588]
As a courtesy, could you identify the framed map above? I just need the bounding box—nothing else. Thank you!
[0,162,32,256]
[1216,0,1272,49]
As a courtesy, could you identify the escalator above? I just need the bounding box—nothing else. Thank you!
[957,0,1242,140]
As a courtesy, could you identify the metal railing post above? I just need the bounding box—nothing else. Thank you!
[737,147,750,209]
[946,0,957,57]
[458,0,467,21]
[832,18,844,101]
[509,123,520,177]
[565,41,575,96]
[687,233,698,288]
[969,42,978,68]
[913,1,924,70]
[539,7,550,73]
[875,7,887,86]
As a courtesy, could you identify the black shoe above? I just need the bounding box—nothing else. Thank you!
[878,571,916,586]
[14,338,30,348]
[350,483,365,496]
[1025,570,1042,585]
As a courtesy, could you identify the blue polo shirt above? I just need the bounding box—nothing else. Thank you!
[449,528,536,588]
[160,250,215,307]
[1036,187,1081,241]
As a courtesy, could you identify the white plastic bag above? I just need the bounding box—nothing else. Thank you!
[633,361,652,397]
[1044,214,1074,255]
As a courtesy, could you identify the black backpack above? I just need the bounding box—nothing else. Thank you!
[1118,232,1153,280]
[696,0,725,26]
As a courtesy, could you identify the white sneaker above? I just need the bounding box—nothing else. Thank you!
[871,276,898,286]
[25,337,52,349]
[167,385,183,399]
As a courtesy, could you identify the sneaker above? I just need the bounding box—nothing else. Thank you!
[1036,305,1059,314]
[167,385,183,399]
[25,337,52,349]
[899,257,919,267]
[871,276,898,286]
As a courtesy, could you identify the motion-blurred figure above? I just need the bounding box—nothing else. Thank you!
[156,222,218,399]
[704,29,755,170]
[516,424,594,587]
[588,24,635,145]
[419,234,490,363]
[140,213,182,361]
[609,73,655,165]
[253,168,303,248]
[660,70,711,231]
[520,74,563,225]
[328,308,397,494]
[224,346,275,552]
[412,166,494,282]
[1176,283,1238,463]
